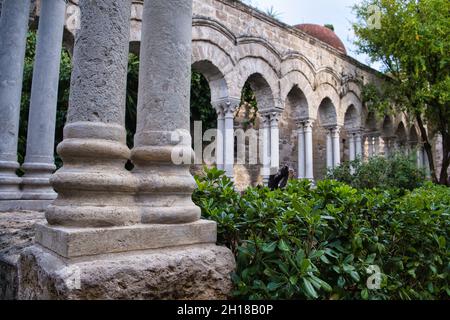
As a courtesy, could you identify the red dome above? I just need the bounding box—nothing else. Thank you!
[294,24,347,54]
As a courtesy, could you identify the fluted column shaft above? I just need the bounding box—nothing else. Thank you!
[22,0,67,200]
[45,0,139,227]
[0,0,31,200]
[131,0,200,224]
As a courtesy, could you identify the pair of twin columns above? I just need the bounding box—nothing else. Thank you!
[214,104,281,181]
[0,0,66,205]
[1,0,201,226]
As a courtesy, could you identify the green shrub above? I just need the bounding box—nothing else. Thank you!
[193,168,450,300]
[326,153,426,191]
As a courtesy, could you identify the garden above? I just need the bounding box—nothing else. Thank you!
[193,154,450,300]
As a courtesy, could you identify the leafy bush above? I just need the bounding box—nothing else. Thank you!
[326,153,426,191]
[193,167,450,300]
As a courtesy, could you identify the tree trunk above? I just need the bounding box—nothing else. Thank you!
[438,131,450,186]
[416,114,438,183]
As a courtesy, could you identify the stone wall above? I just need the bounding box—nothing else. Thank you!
[36,0,439,184]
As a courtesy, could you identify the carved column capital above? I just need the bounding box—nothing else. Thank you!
[269,112,281,127]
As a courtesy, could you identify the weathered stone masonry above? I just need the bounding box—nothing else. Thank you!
[0,0,441,299]
[73,0,431,183]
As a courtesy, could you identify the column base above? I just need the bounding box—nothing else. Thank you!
[21,162,57,201]
[18,243,235,300]
[0,200,54,212]
[35,220,218,258]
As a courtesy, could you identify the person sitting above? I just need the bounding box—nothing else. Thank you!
[268,165,290,190]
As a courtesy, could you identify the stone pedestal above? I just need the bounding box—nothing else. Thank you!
[18,243,234,300]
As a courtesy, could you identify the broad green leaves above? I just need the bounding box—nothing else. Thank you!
[193,167,450,300]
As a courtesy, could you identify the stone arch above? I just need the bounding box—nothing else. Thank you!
[340,92,362,127]
[280,70,314,116]
[279,85,310,175]
[313,83,340,123]
[192,42,232,102]
[365,112,379,133]
[235,57,280,110]
[312,97,338,179]
[192,19,237,62]
[236,41,281,80]
[280,54,316,89]
[317,98,338,126]
[343,105,360,130]
[237,37,282,71]
[314,68,342,91]
[341,104,361,162]
[382,115,394,137]
[409,125,419,143]
[396,122,408,145]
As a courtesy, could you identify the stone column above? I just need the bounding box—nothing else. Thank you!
[132,0,200,224]
[355,132,363,158]
[270,112,280,174]
[0,0,31,202]
[260,113,271,185]
[368,135,374,157]
[332,127,341,168]
[348,133,356,162]
[383,137,390,157]
[374,135,380,155]
[224,102,237,179]
[215,105,225,170]
[19,0,234,300]
[326,129,333,169]
[21,0,66,202]
[416,145,423,168]
[43,0,138,227]
[304,120,314,181]
[297,121,305,179]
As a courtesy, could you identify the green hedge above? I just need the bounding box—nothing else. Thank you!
[326,153,426,191]
[193,168,450,300]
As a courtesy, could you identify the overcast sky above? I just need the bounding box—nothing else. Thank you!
[244,0,382,70]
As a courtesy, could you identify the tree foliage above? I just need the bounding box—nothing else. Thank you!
[353,0,450,185]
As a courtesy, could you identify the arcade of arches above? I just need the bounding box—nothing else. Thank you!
[0,0,445,299]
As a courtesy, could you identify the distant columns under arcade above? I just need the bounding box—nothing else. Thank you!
[325,126,341,171]
[0,0,31,205]
[297,119,314,181]
[21,0,66,202]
